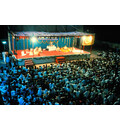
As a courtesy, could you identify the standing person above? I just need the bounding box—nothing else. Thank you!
[12,55,17,66]
[10,55,14,68]
[6,55,10,68]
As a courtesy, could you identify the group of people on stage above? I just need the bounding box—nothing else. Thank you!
[21,47,42,56]
[21,45,82,56]
[20,39,81,57]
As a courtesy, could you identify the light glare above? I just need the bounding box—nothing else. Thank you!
[83,36,86,40]
[31,37,37,43]
[89,36,92,41]
[2,41,7,44]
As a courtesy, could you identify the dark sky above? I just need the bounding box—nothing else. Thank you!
[0,25,83,39]
[0,25,120,43]
[85,25,120,43]
[0,25,8,39]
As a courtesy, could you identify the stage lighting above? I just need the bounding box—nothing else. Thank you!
[31,37,37,43]
[83,36,86,40]
[2,41,7,45]
[89,36,92,41]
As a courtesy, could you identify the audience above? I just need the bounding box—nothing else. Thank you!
[0,50,120,105]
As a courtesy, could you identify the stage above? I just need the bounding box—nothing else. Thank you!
[14,48,91,66]
[8,31,95,66]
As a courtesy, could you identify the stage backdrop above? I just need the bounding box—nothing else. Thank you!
[10,34,77,51]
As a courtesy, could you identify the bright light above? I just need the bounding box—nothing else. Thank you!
[2,41,7,45]
[89,36,92,41]
[31,37,37,43]
[83,36,86,40]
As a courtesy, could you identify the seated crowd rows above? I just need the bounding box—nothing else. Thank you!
[0,50,120,105]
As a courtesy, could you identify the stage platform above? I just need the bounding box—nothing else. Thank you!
[14,48,90,66]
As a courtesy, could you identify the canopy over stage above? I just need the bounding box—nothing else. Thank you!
[13,31,94,37]
[8,31,94,65]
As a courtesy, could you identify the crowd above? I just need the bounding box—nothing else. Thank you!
[0,50,120,105]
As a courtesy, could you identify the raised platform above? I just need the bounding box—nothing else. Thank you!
[14,48,90,66]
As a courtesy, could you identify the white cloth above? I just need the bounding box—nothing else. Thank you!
[47,45,56,51]
[21,51,26,56]
[72,48,83,53]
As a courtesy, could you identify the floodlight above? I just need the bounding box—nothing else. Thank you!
[2,41,7,45]
[89,36,92,41]
[31,37,37,43]
[83,36,86,40]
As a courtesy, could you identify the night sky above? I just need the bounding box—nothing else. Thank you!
[0,25,120,43]
[84,25,120,43]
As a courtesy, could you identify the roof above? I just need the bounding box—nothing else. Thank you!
[12,31,95,37]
